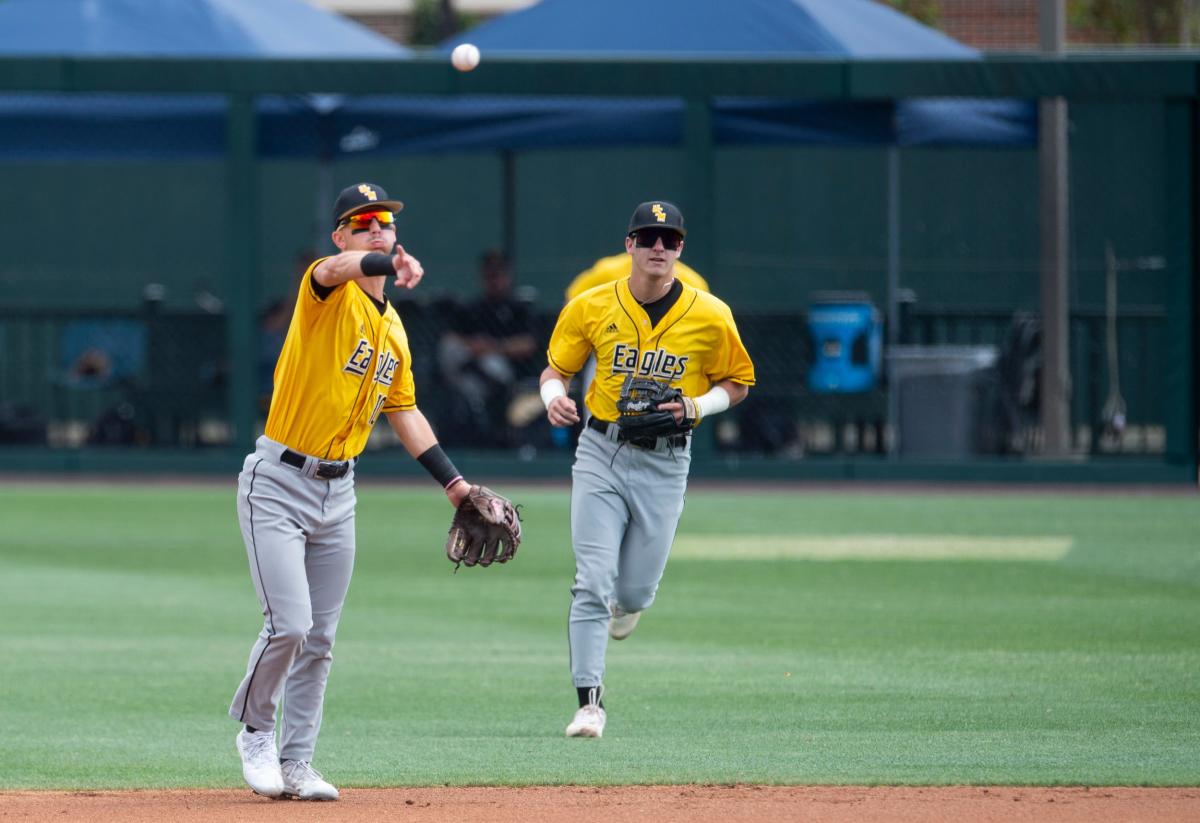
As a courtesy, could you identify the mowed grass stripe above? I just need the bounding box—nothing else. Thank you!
[672,534,1073,561]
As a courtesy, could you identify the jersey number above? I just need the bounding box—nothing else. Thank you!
[368,394,387,425]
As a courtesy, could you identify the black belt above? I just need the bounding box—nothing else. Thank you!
[587,416,688,450]
[280,448,354,480]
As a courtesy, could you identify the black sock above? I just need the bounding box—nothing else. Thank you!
[576,686,604,709]
[245,725,258,734]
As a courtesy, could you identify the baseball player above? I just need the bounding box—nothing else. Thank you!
[229,182,486,800]
[539,201,756,738]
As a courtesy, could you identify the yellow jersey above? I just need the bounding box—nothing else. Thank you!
[547,278,756,424]
[565,253,710,302]
[264,259,417,460]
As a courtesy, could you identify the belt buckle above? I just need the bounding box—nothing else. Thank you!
[315,460,343,480]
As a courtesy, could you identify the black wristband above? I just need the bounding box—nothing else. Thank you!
[416,444,462,490]
[360,252,394,278]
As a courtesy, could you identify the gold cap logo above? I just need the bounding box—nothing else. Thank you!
[358,184,378,201]
[652,203,666,223]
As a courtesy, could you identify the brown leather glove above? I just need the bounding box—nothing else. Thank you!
[445,485,522,569]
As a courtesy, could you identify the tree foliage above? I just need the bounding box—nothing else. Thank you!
[409,0,479,46]
[883,0,942,27]
[884,0,1199,45]
[1070,0,1198,44]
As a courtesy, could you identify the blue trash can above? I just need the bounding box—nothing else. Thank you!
[806,292,881,393]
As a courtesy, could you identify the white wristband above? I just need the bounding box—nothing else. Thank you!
[540,379,567,409]
[693,385,731,420]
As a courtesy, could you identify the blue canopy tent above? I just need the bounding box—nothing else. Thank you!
[442,0,1036,149]
[0,1,683,167]
[0,0,405,56]
[0,0,1033,157]
[449,0,971,56]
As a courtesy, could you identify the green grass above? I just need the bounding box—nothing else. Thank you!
[0,483,1197,788]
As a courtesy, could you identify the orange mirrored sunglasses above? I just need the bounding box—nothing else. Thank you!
[340,210,395,231]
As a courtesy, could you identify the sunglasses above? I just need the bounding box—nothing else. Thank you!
[631,229,683,251]
[341,210,395,232]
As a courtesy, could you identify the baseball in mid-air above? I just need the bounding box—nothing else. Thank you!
[451,43,481,72]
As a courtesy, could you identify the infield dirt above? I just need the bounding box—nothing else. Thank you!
[1,786,1197,822]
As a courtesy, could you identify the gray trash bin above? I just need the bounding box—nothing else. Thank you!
[887,345,999,458]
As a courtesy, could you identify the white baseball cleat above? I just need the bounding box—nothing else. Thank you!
[565,685,606,738]
[565,704,606,738]
[609,603,641,640]
[235,729,284,798]
[281,760,340,801]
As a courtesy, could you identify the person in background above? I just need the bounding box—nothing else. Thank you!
[438,250,538,446]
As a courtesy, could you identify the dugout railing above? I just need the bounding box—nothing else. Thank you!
[0,303,1173,465]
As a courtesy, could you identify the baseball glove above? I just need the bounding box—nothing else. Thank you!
[615,376,694,440]
[445,485,522,569]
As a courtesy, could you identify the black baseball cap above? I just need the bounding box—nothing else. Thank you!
[332,182,404,228]
[627,200,686,237]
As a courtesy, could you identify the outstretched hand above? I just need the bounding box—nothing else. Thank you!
[393,243,424,289]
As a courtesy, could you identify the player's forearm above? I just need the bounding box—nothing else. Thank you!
[714,379,749,408]
[386,410,468,503]
[540,366,570,391]
[385,408,439,457]
[313,251,392,288]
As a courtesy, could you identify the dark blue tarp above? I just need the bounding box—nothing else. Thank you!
[287,96,685,155]
[0,92,686,159]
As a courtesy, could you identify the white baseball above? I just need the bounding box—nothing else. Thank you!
[451,43,480,72]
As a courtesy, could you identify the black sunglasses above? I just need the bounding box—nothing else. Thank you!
[631,229,683,251]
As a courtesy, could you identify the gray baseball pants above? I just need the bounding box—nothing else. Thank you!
[568,424,691,688]
[228,436,356,763]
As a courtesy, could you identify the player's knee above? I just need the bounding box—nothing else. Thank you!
[614,584,656,613]
[301,629,335,658]
[271,616,313,649]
